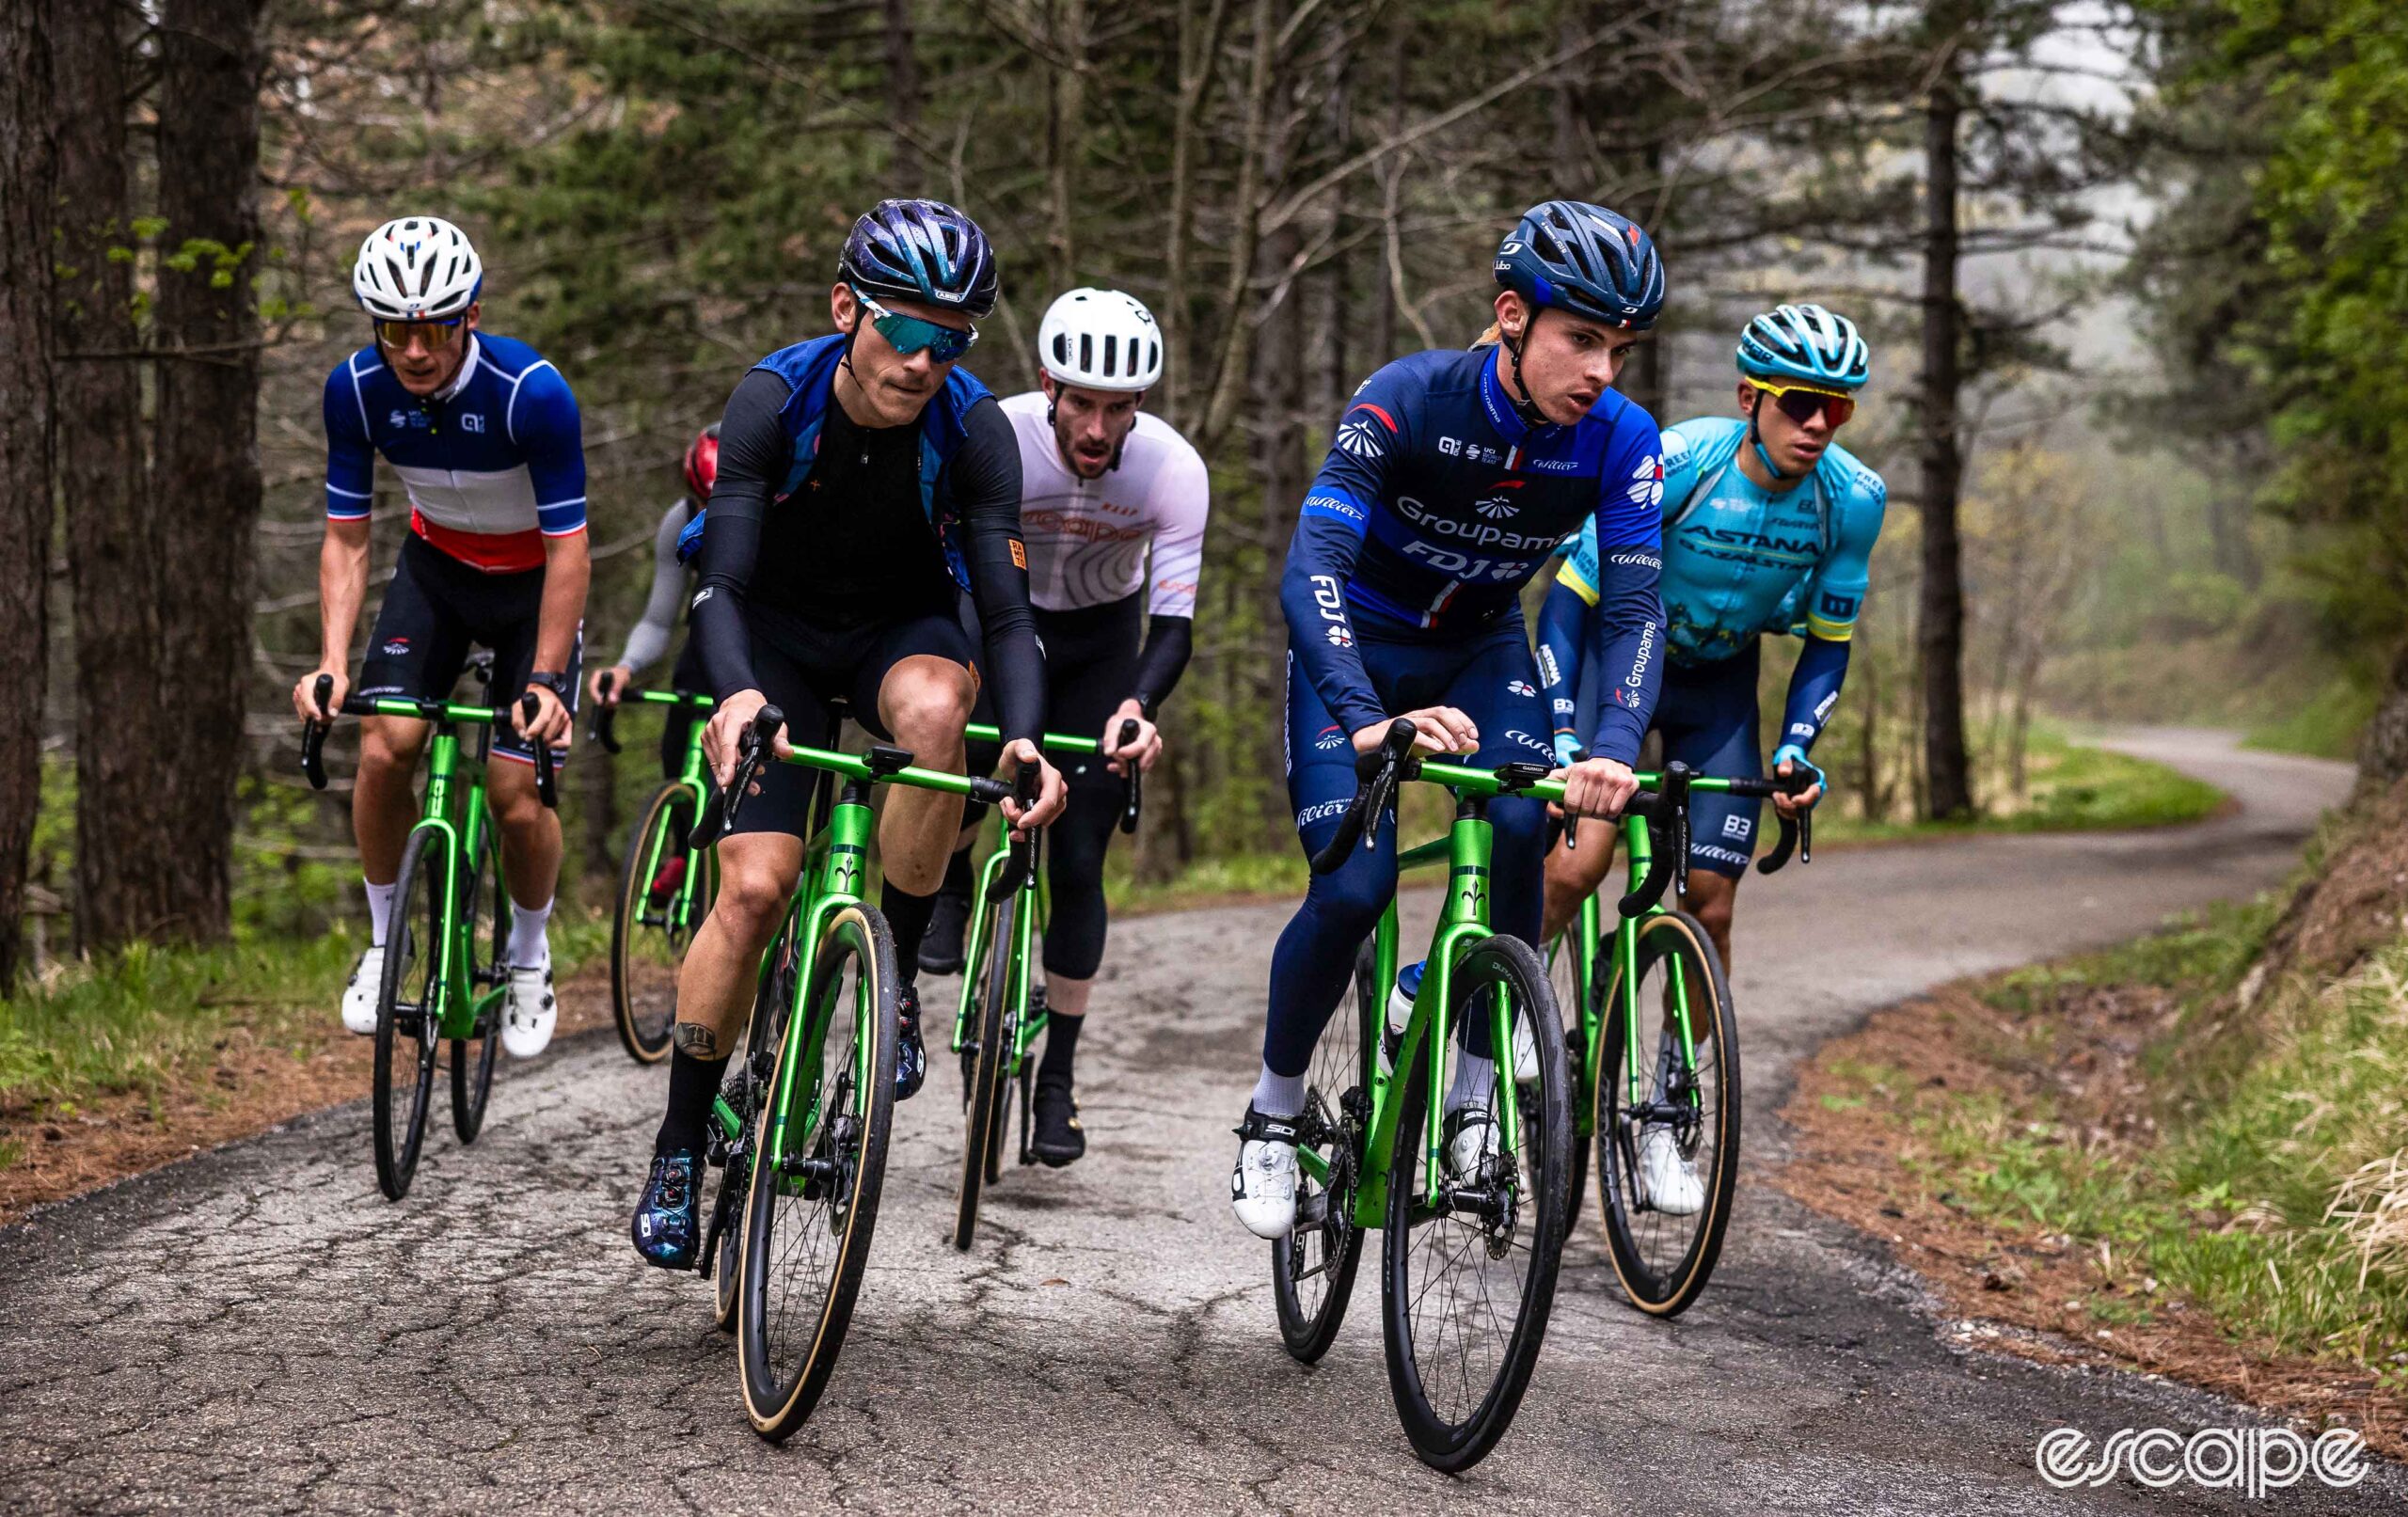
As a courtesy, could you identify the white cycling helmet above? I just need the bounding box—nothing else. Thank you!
[352,215,483,323]
[1037,288,1164,392]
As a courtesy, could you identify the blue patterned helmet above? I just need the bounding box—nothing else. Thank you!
[839,198,999,319]
[1493,200,1665,331]
[1736,304,1870,391]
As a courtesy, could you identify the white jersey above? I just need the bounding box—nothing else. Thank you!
[1001,392,1209,617]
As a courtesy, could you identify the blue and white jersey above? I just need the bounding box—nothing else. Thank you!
[323,333,586,574]
[1278,345,1667,760]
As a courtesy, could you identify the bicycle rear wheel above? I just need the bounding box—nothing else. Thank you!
[1545,932,1594,1232]
[737,905,898,1441]
[612,782,707,1065]
[451,815,505,1143]
[372,826,447,1201]
[1381,935,1570,1472]
[1595,910,1739,1317]
[954,891,1016,1249]
[1273,937,1377,1363]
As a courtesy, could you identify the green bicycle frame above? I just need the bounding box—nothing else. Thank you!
[358,694,512,1041]
[1302,761,1572,1223]
[625,690,718,940]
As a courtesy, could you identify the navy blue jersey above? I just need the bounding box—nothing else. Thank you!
[1278,345,1667,762]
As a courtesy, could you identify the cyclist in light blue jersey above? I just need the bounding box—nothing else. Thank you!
[1535,303,1886,971]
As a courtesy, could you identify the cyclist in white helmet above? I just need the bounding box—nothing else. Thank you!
[291,215,590,1058]
[925,287,1212,1167]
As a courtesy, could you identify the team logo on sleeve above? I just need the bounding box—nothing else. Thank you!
[1336,419,1385,459]
[1627,456,1665,510]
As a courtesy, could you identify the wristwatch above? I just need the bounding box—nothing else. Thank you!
[528,671,573,703]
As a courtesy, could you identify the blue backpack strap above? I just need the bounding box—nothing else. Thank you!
[675,510,706,565]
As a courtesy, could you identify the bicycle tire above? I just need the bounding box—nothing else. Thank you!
[450,816,506,1143]
[1545,933,1594,1234]
[1382,934,1570,1472]
[954,890,1015,1250]
[1273,937,1378,1363]
[611,782,705,1065]
[711,932,798,1335]
[372,826,447,1201]
[1594,909,1739,1318]
[737,904,898,1441]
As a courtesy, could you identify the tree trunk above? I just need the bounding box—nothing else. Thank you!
[55,0,177,952]
[1043,0,1088,299]
[1916,38,1973,820]
[0,1,56,985]
[152,0,265,942]
[882,0,923,195]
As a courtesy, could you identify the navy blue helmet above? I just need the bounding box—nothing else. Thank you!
[839,198,999,319]
[1494,200,1665,332]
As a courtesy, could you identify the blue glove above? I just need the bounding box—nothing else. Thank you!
[1553,732,1584,770]
[1771,743,1825,798]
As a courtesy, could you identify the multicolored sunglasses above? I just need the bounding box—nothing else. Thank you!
[1751,379,1857,428]
[853,286,977,364]
[372,315,468,351]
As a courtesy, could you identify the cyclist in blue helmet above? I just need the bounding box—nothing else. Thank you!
[630,197,1068,1272]
[1230,199,1670,1240]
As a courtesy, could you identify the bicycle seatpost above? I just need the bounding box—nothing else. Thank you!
[1117,717,1143,836]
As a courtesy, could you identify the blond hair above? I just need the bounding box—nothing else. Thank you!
[1476,321,1503,347]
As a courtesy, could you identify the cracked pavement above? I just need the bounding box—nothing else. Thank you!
[4,728,2398,1514]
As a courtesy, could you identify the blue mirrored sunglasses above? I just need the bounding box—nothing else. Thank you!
[853,287,977,363]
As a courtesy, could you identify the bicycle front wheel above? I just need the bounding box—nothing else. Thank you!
[372,826,448,1201]
[737,905,898,1442]
[612,782,707,1064]
[954,890,1016,1250]
[711,932,799,1335]
[1273,936,1377,1362]
[1595,909,1739,1317]
[1381,935,1570,1472]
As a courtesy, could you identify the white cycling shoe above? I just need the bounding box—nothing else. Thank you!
[1389,961,1537,1082]
[1230,1106,1301,1240]
[501,959,557,1059]
[341,945,386,1035]
[1443,1108,1506,1187]
[1637,1123,1704,1216]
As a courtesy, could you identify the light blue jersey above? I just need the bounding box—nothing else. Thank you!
[1555,416,1884,665]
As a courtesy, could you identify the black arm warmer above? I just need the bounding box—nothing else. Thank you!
[1130,614,1194,718]
[688,368,792,701]
[952,399,1046,747]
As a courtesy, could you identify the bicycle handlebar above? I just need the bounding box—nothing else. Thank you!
[1116,718,1143,836]
[986,763,1045,902]
[590,669,622,753]
[1308,718,1693,918]
[1708,768,1816,874]
[521,692,557,809]
[302,672,558,812]
[690,703,784,849]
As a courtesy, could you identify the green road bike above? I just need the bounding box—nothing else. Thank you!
[302,662,560,1202]
[1545,766,1810,1317]
[946,719,1140,1251]
[590,674,719,1063]
[1274,719,1688,1471]
[684,704,1026,1441]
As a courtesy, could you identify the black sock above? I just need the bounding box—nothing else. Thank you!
[655,1047,731,1157]
[882,881,936,983]
[940,847,974,899]
[1038,1009,1083,1089]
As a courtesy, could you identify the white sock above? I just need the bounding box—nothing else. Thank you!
[1251,1066,1307,1120]
[508,898,554,969]
[364,878,397,948]
[1447,1051,1497,1116]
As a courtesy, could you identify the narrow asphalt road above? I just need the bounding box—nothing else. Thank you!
[4,729,2389,1515]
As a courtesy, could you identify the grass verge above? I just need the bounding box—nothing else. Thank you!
[1814,726,2226,847]
[1777,900,2408,1453]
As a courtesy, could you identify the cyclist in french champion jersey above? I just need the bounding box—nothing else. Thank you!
[588,423,720,780]
[1230,201,1671,1240]
[628,199,1068,1271]
[290,216,589,1060]
[921,287,1211,1168]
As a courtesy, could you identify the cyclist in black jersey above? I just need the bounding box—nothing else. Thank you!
[630,199,1069,1272]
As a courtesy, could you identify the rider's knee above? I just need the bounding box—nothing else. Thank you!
[1689,877,1737,940]
[1548,828,1614,896]
[487,768,547,830]
[882,661,974,748]
[716,855,795,933]
[357,723,423,779]
[1306,855,1396,937]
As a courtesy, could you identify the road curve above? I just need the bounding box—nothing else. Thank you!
[3,728,2391,1515]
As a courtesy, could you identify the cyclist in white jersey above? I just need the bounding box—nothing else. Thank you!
[926,287,1212,1165]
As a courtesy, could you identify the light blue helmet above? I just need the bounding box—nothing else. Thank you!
[1735,303,1870,391]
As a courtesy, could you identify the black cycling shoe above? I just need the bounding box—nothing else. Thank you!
[895,983,927,1101]
[631,1149,702,1270]
[917,877,973,976]
[1031,1079,1085,1167]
